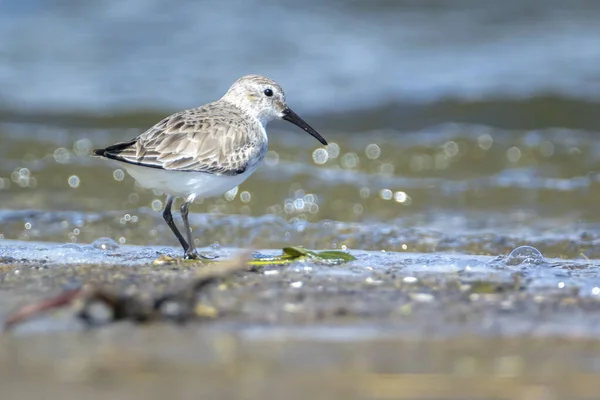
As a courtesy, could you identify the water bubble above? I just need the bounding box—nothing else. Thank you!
[119,237,126,244]
[506,246,545,266]
[128,193,139,204]
[240,191,251,203]
[326,143,340,159]
[151,199,163,212]
[92,237,120,250]
[284,200,295,214]
[73,138,93,156]
[24,222,31,230]
[592,287,600,296]
[443,141,459,157]
[68,175,80,188]
[478,134,493,150]
[54,147,70,164]
[506,147,522,163]
[265,150,279,167]
[113,169,125,181]
[294,198,305,210]
[365,144,381,159]
[12,168,32,188]
[341,152,359,169]
[312,148,328,164]
[379,188,393,200]
[309,203,319,214]
[62,243,82,252]
[224,186,238,201]
[303,194,315,204]
[394,191,408,203]
[352,204,363,215]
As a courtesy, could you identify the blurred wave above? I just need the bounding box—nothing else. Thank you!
[1,0,600,114]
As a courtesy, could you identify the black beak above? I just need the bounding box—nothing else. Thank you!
[281,107,328,145]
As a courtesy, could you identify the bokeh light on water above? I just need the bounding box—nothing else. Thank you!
[312,148,328,164]
[3,120,600,259]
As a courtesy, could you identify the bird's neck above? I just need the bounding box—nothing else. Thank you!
[219,97,272,128]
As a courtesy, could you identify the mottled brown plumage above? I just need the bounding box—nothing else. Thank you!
[96,102,267,175]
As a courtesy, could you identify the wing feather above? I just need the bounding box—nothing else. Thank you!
[97,102,266,176]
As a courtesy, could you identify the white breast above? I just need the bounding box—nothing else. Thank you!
[123,163,258,201]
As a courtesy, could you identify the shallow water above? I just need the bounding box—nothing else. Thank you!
[2,120,600,263]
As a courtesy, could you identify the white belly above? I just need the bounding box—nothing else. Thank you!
[123,163,256,200]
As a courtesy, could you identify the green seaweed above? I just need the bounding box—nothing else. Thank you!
[153,246,356,267]
[248,246,356,266]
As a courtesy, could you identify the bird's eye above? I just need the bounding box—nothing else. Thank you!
[263,88,273,97]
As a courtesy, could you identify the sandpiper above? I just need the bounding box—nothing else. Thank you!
[93,75,327,259]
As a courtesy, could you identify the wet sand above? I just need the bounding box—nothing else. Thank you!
[2,241,600,398]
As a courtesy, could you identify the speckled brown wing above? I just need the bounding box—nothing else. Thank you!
[95,102,265,176]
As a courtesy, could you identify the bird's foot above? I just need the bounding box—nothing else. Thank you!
[152,251,217,266]
[184,249,218,260]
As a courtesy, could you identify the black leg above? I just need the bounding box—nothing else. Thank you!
[180,200,199,259]
[162,195,189,253]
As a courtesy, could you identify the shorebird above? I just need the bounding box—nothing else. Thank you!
[93,75,327,259]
